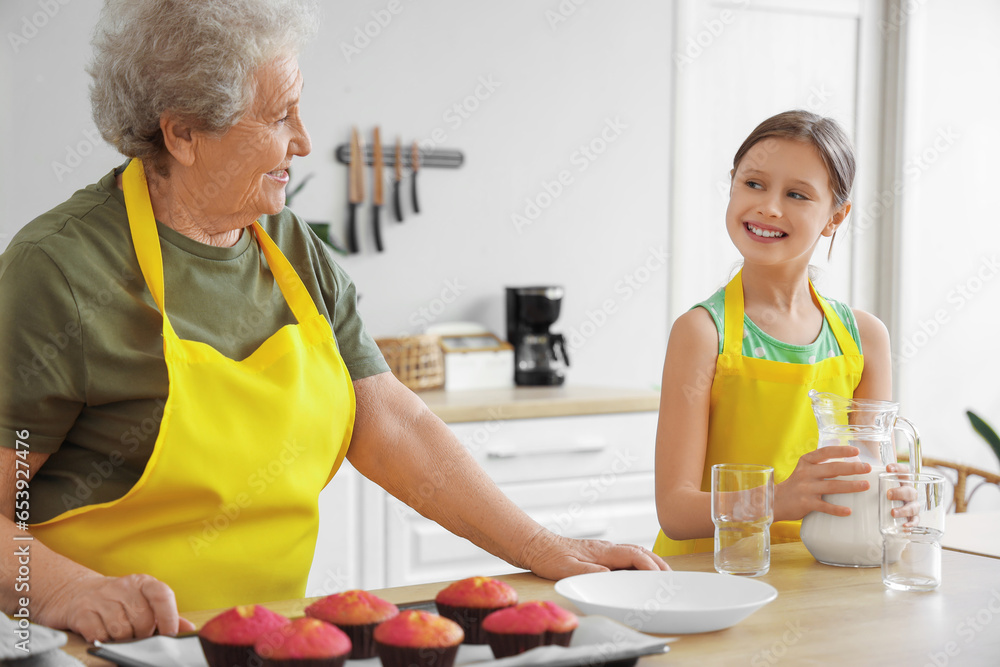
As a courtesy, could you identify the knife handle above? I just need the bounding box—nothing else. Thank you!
[392,181,403,222]
[372,205,384,252]
[347,202,359,253]
[411,172,420,214]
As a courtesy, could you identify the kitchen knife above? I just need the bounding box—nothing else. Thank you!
[372,126,385,252]
[410,141,421,214]
[393,136,404,222]
[347,127,364,253]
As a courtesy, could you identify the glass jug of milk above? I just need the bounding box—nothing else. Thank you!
[799,390,921,567]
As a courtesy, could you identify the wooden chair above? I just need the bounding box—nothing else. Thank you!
[922,456,1000,513]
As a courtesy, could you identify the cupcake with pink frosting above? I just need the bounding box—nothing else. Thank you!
[482,600,579,658]
[253,617,351,667]
[305,589,398,659]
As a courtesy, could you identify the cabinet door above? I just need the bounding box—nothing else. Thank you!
[448,412,658,484]
[384,471,658,588]
[670,0,885,321]
[307,460,363,596]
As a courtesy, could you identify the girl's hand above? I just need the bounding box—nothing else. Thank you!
[884,467,922,526]
[775,446,871,522]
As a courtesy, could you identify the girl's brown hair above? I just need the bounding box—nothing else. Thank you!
[732,110,855,259]
[732,110,856,207]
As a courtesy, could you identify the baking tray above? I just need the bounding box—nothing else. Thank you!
[88,613,672,667]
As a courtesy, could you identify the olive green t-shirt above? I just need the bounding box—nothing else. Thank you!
[0,165,389,522]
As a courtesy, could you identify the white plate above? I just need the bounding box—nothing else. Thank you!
[554,570,778,634]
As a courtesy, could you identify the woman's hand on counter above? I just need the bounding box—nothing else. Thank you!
[518,529,670,579]
[40,572,196,643]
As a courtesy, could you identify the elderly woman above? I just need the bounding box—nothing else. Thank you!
[0,0,666,643]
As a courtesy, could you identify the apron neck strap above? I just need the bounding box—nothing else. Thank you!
[122,159,322,328]
[722,269,860,357]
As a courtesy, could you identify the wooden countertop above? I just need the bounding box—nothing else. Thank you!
[65,542,1000,665]
[417,385,660,423]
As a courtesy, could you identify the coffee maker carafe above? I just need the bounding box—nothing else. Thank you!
[505,286,570,386]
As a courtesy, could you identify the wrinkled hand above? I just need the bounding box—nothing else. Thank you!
[517,530,670,580]
[775,446,872,522]
[41,573,195,643]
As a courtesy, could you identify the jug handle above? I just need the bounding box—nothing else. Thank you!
[894,416,921,474]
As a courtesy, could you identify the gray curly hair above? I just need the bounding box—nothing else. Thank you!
[89,0,317,170]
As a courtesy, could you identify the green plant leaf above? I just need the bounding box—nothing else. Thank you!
[967,410,1000,464]
[285,172,314,206]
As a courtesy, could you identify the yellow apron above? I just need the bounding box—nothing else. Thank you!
[653,270,863,556]
[32,159,356,610]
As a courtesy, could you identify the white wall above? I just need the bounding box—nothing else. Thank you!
[894,0,1000,508]
[0,0,673,391]
[3,1,998,504]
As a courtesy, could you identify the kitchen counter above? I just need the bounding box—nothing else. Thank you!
[417,385,660,423]
[64,542,1000,665]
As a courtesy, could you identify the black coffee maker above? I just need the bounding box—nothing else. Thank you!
[505,286,570,386]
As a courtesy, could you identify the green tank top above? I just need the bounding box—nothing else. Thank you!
[695,286,862,363]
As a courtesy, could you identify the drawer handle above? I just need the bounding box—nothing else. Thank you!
[486,441,609,459]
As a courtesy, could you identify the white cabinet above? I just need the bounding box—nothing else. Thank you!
[308,401,660,593]
[382,411,659,589]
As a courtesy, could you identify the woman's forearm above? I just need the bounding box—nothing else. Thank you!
[0,515,104,630]
[347,373,548,569]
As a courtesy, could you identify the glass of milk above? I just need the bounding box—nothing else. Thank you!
[712,464,774,577]
[879,472,946,591]
[800,391,922,567]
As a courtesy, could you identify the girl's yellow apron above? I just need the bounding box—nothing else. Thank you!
[653,271,863,557]
[32,160,356,610]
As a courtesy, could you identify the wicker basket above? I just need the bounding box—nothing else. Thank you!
[376,335,445,391]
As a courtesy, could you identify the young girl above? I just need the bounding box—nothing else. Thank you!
[653,110,892,556]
